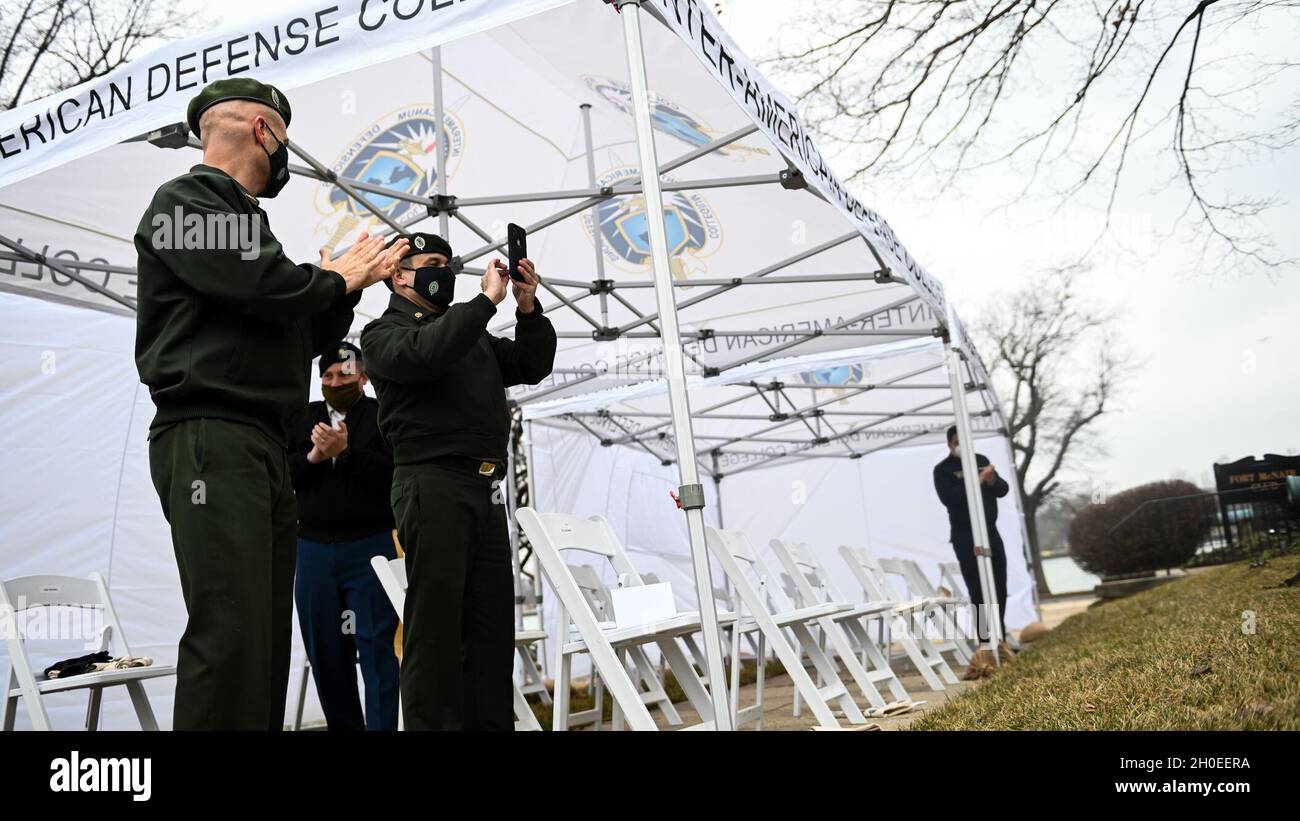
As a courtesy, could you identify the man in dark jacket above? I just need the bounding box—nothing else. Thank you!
[933,425,1010,641]
[361,232,556,730]
[135,78,407,730]
[289,341,399,731]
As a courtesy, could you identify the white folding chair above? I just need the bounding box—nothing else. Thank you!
[368,555,546,732]
[515,508,737,731]
[705,527,870,729]
[838,546,960,690]
[769,539,911,705]
[2,573,174,731]
[879,558,973,665]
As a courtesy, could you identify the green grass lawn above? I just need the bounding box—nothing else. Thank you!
[912,553,1300,730]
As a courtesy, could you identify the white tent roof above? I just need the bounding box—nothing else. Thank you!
[0,0,950,401]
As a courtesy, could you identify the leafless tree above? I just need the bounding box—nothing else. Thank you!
[977,266,1137,594]
[1,0,197,110]
[761,0,1299,274]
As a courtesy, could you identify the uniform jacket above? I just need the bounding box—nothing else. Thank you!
[134,164,359,445]
[361,292,556,465]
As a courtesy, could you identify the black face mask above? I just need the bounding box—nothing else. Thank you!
[412,265,456,308]
[259,125,290,198]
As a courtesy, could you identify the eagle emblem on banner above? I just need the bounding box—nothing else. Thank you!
[315,105,464,252]
[581,75,767,161]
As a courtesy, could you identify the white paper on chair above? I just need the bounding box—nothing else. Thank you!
[609,582,677,629]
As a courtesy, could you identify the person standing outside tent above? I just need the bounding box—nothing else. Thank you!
[361,233,556,730]
[289,341,400,731]
[134,78,407,729]
[933,425,1010,643]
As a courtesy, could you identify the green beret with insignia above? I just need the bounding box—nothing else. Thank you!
[187,78,292,138]
[382,232,454,290]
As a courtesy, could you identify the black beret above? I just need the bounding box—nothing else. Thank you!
[187,78,292,139]
[383,232,454,290]
[318,341,362,376]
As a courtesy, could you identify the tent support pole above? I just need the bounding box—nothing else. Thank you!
[943,314,1002,661]
[580,102,611,327]
[431,46,450,238]
[617,0,731,729]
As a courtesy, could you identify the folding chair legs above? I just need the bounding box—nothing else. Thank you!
[85,686,103,731]
[894,615,959,689]
[7,664,52,731]
[787,622,867,724]
[553,652,572,732]
[124,679,159,731]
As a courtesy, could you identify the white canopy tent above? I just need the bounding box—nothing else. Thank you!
[0,0,1029,729]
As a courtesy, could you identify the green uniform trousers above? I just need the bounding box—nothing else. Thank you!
[390,460,514,730]
[148,417,296,730]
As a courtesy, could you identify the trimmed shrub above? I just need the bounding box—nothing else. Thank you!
[1068,480,1215,577]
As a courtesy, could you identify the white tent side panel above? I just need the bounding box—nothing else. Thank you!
[0,291,330,730]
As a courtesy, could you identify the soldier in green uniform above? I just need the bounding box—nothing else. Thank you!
[134,78,408,730]
[361,233,556,730]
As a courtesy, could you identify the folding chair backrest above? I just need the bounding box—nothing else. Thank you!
[521,511,641,582]
[706,528,795,612]
[939,562,968,597]
[769,538,829,607]
[0,573,130,657]
[369,556,407,616]
[888,559,940,600]
[837,545,896,603]
[568,564,614,619]
[879,557,928,600]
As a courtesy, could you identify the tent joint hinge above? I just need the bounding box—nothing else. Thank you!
[874,269,896,284]
[147,122,191,149]
[590,279,615,294]
[769,412,788,422]
[779,168,806,190]
[592,327,621,341]
[702,366,721,377]
[931,326,946,338]
[811,436,830,446]
[426,194,458,216]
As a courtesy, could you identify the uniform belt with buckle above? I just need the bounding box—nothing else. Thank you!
[477,461,498,477]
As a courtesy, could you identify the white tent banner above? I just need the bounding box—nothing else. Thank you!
[0,0,573,187]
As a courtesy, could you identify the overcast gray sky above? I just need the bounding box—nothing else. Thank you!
[718,0,1300,494]
[210,0,1299,492]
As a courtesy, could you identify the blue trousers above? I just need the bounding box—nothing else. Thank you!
[294,531,400,731]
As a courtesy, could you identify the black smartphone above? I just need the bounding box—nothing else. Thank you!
[507,222,527,282]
